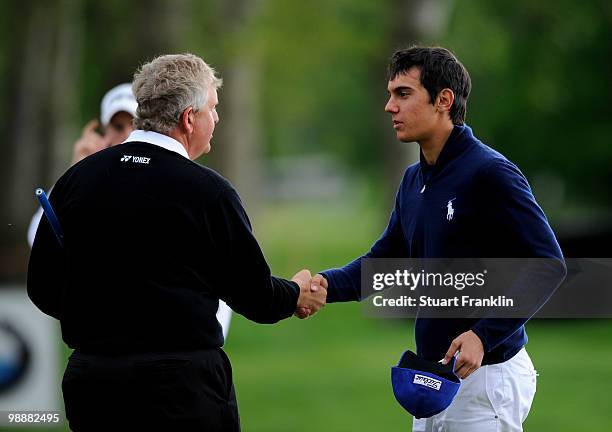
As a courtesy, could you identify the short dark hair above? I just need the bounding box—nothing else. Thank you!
[388,46,471,125]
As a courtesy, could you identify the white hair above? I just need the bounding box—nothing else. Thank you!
[132,53,222,134]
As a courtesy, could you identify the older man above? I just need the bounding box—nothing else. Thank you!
[28,81,235,343]
[27,54,325,432]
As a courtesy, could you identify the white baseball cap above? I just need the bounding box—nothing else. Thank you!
[100,83,137,127]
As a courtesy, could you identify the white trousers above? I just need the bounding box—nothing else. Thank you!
[412,348,537,432]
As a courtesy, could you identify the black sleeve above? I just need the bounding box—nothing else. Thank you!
[27,187,67,320]
[206,188,299,324]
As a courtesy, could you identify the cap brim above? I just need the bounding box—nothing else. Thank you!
[396,350,460,383]
[101,99,137,127]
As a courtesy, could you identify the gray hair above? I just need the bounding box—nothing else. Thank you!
[132,53,222,134]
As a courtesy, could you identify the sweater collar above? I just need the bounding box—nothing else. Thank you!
[419,124,473,172]
[123,130,190,159]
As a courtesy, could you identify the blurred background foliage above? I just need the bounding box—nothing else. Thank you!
[1,0,611,271]
[1,0,611,430]
[446,0,612,209]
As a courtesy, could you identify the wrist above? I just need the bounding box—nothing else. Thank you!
[469,328,487,353]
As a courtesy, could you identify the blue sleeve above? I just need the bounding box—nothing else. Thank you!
[471,158,566,352]
[320,184,409,303]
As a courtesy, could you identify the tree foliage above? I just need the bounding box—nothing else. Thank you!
[441,0,612,204]
[1,0,610,277]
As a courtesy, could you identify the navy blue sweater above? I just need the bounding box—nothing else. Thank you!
[321,124,565,365]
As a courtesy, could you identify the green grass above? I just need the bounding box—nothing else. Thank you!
[226,201,612,432]
[522,320,612,431]
[16,199,612,431]
[227,306,413,432]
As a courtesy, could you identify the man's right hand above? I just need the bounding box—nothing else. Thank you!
[72,119,110,164]
[294,273,328,319]
[292,270,327,319]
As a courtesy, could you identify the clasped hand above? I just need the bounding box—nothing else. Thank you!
[291,270,328,319]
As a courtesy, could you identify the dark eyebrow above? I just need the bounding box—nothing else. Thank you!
[394,86,413,93]
[387,85,414,95]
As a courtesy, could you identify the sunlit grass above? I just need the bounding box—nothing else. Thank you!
[228,200,612,432]
[24,199,612,432]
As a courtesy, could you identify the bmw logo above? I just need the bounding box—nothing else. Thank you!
[0,321,31,394]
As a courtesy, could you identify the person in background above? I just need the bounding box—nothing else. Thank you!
[27,83,137,247]
[71,83,137,164]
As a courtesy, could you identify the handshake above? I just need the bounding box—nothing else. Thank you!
[291,270,328,319]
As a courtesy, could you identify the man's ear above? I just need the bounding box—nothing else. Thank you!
[180,107,195,134]
[436,89,455,115]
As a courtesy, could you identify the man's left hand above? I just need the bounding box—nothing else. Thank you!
[441,330,484,379]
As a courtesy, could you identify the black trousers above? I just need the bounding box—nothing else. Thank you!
[62,348,240,431]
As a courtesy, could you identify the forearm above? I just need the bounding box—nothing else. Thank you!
[472,258,566,351]
[224,275,299,324]
[320,256,363,303]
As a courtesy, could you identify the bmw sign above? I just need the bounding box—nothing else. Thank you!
[0,321,31,394]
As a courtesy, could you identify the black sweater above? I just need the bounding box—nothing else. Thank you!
[28,140,299,354]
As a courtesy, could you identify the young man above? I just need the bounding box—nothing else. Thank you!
[27,54,326,431]
[307,47,565,431]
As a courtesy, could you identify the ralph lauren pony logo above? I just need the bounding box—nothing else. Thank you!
[446,198,456,221]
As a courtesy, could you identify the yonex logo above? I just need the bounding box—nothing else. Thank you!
[413,374,442,390]
[120,155,150,164]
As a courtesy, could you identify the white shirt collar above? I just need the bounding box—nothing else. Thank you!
[123,130,190,159]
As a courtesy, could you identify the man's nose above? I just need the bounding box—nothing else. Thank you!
[384,98,398,113]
